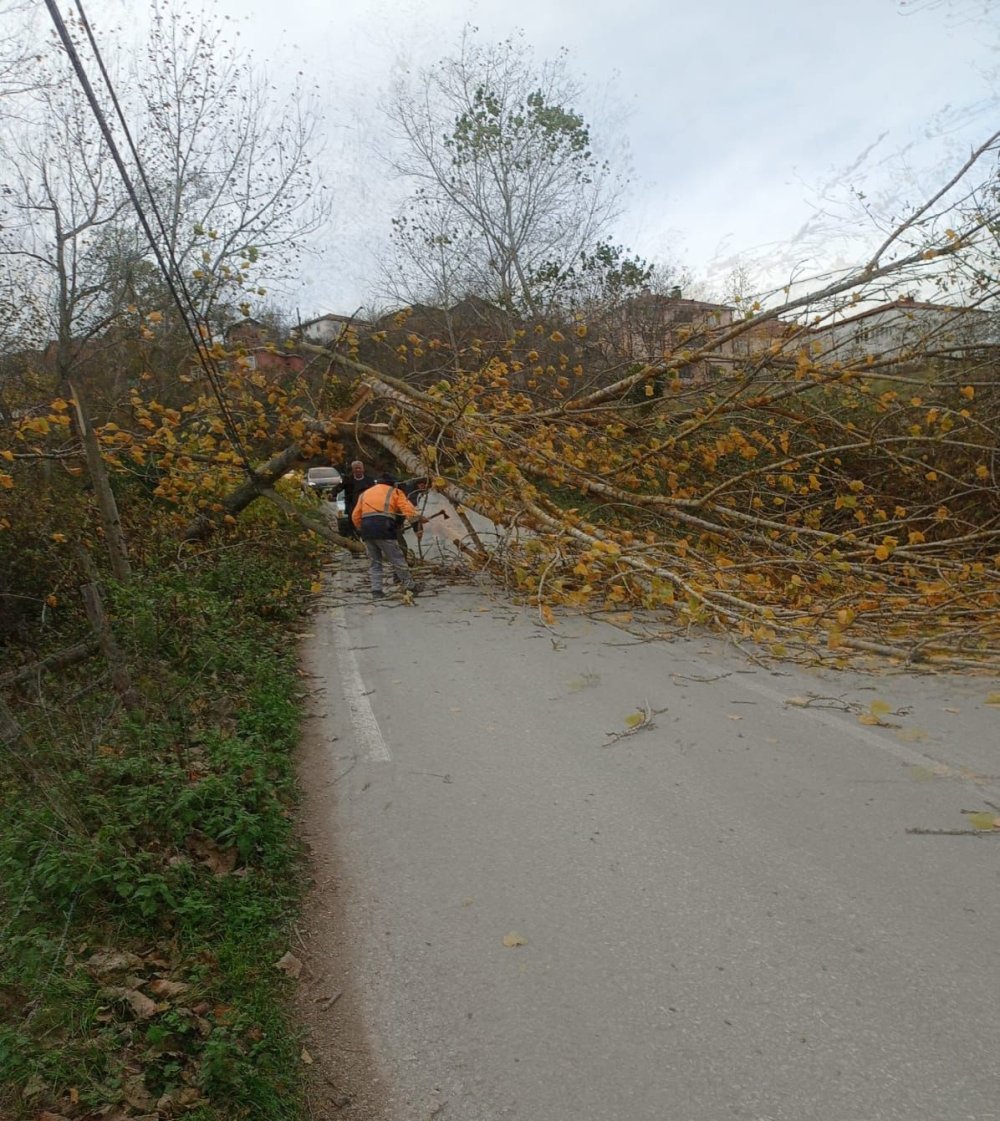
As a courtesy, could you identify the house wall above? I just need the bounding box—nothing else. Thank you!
[297,316,361,346]
[817,302,996,363]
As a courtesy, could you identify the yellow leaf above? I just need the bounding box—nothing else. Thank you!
[964,812,997,831]
[310,582,323,594]
[0,450,12,461]
[624,711,646,728]
[874,545,890,561]
[960,385,975,400]
[896,727,927,743]
[869,699,892,716]
[985,693,1000,707]
[502,932,527,948]
[45,594,58,607]
[0,474,13,489]
[541,605,555,626]
[909,764,950,782]
[858,713,884,726]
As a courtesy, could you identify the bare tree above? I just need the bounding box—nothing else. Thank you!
[0,68,134,579]
[0,0,46,100]
[130,1,329,326]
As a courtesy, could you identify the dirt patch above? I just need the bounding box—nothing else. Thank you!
[293,661,389,1120]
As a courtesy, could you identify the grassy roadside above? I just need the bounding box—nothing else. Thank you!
[0,516,325,1120]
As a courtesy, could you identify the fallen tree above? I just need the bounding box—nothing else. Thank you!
[312,136,1000,668]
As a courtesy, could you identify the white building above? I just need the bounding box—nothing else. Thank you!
[293,313,369,347]
[816,297,996,363]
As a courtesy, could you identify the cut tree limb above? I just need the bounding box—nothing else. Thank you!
[0,638,100,688]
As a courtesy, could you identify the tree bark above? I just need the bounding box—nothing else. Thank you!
[68,377,132,583]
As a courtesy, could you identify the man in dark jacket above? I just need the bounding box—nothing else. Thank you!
[333,460,376,537]
[396,477,430,558]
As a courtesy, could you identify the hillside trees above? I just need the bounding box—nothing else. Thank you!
[382,29,650,318]
[0,67,137,578]
[1,0,328,397]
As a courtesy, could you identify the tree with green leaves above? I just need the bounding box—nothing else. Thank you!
[383,28,647,318]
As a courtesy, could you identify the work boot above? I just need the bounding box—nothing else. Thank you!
[409,582,424,595]
[372,589,385,599]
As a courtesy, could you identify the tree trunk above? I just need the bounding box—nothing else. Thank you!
[68,377,132,583]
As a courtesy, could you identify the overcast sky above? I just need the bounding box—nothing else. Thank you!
[90,0,998,315]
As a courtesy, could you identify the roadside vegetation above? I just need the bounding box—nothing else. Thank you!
[1,504,325,1120]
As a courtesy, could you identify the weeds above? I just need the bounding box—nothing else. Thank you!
[0,521,324,1120]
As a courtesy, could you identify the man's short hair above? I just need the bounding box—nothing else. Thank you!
[350,460,364,469]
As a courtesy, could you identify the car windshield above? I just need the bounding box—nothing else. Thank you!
[307,468,340,485]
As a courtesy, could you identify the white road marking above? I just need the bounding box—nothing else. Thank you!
[329,577,392,764]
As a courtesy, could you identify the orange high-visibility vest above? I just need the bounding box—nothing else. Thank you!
[352,483,420,539]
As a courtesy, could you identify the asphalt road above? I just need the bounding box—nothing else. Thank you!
[301,507,1000,1121]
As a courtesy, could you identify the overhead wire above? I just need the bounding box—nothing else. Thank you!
[41,0,256,476]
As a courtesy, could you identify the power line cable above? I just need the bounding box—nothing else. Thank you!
[71,2,224,340]
[42,0,255,476]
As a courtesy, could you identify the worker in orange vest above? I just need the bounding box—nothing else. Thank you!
[352,474,427,599]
